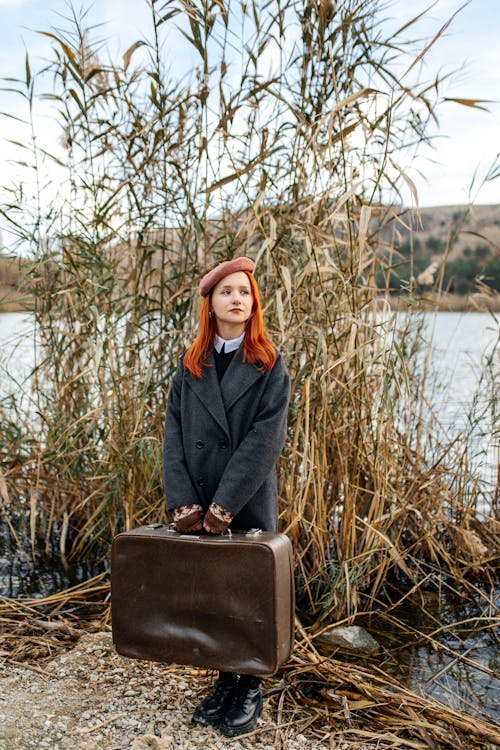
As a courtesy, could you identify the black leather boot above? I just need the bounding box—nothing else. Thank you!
[191,672,238,728]
[219,675,263,737]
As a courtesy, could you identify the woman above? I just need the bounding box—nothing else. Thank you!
[162,256,290,738]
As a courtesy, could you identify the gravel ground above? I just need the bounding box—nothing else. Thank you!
[0,632,362,750]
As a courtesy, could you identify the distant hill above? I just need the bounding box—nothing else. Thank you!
[378,204,500,301]
[388,204,500,259]
[1,204,499,311]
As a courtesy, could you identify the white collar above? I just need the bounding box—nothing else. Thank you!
[214,332,245,353]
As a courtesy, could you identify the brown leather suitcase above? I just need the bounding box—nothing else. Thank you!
[111,525,295,675]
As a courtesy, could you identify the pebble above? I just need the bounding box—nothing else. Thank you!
[0,632,378,750]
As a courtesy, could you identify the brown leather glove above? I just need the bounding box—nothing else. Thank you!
[202,503,233,534]
[174,504,203,533]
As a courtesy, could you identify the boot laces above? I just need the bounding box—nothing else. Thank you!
[233,684,259,709]
[213,678,235,697]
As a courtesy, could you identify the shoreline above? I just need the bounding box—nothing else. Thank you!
[0,288,33,313]
[387,291,500,313]
[1,630,498,750]
[1,292,499,314]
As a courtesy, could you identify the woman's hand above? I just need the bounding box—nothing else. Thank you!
[203,503,233,534]
[173,504,203,533]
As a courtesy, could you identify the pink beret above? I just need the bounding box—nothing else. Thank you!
[199,256,255,297]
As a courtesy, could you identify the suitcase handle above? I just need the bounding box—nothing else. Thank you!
[144,523,263,537]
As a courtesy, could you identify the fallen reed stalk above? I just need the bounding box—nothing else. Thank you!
[1,582,498,749]
[0,572,108,659]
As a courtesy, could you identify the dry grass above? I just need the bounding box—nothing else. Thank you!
[0,1,498,740]
[1,584,498,749]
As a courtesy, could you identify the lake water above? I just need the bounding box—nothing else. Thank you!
[1,308,498,502]
[2,309,497,487]
[0,310,498,720]
[405,311,498,500]
[0,311,35,389]
[2,310,498,395]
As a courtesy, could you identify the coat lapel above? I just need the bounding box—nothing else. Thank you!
[220,347,264,411]
[185,354,230,437]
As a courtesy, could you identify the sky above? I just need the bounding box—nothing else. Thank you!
[0,0,498,212]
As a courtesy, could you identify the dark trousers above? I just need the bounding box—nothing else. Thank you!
[219,671,262,687]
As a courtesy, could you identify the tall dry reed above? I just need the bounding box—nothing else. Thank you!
[0,0,497,623]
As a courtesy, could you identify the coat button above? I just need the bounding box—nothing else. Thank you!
[218,440,228,450]
[197,477,205,487]
[195,440,204,449]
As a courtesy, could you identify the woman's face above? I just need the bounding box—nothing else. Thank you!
[211,271,254,338]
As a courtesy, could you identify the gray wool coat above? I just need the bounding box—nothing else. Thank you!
[162,347,290,532]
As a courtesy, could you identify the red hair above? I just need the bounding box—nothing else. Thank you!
[183,272,277,379]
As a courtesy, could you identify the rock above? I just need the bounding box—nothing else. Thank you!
[316,625,380,654]
[131,736,174,750]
